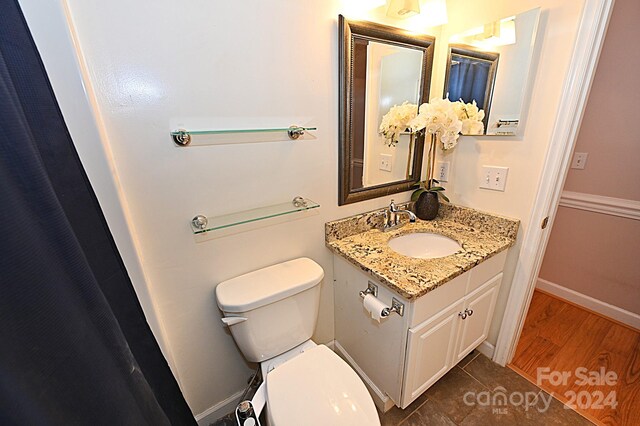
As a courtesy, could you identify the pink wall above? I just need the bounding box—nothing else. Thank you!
[538,0,640,316]
[563,0,640,200]
[540,207,640,314]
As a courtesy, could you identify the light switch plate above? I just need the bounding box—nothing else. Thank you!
[480,166,509,191]
[571,152,588,169]
[437,161,450,182]
[379,154,392,172]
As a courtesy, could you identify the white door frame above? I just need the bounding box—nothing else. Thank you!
[493,0,615,366]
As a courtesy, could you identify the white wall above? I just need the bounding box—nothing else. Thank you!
[25,0,587,419]
[53,0,435,417]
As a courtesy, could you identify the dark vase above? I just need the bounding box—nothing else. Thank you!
[415,191,439,220]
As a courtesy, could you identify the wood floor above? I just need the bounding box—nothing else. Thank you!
[510,290,640,426]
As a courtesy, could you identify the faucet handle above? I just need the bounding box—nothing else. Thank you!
[389,199,397,211]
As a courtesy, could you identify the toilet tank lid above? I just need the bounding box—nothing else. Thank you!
[216,258,324,313]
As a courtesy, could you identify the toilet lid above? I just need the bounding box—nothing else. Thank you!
[266,345,380,426]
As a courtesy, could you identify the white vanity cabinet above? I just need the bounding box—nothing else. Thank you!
[454,274,501,363]
[333,250,507,411]
[403,273,502,406]
[402,299,464,404]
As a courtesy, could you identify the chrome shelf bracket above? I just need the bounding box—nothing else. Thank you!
[172,129,191,146]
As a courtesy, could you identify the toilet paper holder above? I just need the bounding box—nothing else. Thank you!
[359,282,405,317]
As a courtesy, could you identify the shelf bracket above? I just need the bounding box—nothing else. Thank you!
[172,129,191,146]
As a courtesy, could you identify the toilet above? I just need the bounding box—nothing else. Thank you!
[216,257,380,426]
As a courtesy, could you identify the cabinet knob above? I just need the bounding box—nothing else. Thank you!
[465,308,474,317]
[458,312,467,320]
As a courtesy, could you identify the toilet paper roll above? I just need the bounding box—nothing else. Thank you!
[363,294,387,322]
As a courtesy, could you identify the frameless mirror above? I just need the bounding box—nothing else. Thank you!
[444,7,541,135]
[339,15,435,205]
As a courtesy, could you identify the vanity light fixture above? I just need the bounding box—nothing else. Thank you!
[453,16,517,48]
[387,0,420,18]
[386,0,448,28]
[477,17,516,46]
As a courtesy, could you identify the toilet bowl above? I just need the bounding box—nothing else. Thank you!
[266,344,379,426]
[216,258,379,425]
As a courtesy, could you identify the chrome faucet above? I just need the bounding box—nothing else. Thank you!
[384,200,416,231]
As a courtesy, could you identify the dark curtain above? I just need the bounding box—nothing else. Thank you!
[0,1,195,424]
[447,57,491,107]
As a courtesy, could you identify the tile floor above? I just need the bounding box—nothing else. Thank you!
[379,351,592,425]
[212,351,592,425]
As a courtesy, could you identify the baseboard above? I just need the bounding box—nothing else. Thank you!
[536,278,640,330]
[333,341,395,413]
[195,389,244,426]
[477,340,495,359]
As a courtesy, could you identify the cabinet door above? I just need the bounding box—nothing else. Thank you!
[401,300,464,408]
[454,273,502,363]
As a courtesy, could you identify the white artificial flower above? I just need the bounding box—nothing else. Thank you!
[379,102,418,147]
[380,98,484,150]
[408,98,469,150]
[461,119,484,135]
[455,100,485,135]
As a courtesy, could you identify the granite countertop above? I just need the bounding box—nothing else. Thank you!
[325,203,519,300]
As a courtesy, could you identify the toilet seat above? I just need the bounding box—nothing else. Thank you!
[266,345,380,426]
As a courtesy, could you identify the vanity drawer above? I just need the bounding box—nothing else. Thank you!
[467,250,507,294]
[410,272,468,328]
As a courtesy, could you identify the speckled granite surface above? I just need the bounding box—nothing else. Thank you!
[325,203,519,300]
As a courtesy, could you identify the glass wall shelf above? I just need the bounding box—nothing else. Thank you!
[171,125,317,146]
[190,197,320,234]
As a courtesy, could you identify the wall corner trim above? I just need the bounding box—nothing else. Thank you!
[560,191,640,221]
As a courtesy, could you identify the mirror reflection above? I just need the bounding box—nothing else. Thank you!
[445,46,499,131]
[445,7,541,135]
[339,16,435,205]
[351,41,423,190]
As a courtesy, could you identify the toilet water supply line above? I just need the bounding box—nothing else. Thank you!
[239,366,261,402]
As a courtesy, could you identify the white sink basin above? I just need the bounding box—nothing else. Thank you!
[388,232,462,259]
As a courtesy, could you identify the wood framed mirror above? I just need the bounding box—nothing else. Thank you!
[338,15,435,205]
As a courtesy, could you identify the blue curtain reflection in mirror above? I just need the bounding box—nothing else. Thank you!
[444,46,499,133]
[446,55,491,108]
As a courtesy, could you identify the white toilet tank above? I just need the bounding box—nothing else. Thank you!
[216,258,324,362]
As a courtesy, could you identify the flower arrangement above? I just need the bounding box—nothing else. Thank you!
[378,102,418,147]
[410,98,484,203]
[379,98,485,218]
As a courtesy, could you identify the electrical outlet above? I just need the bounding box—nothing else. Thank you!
[480,166,509,191]
[571,152,588,169]
[436,161,450,182]
[379,154,392,172]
